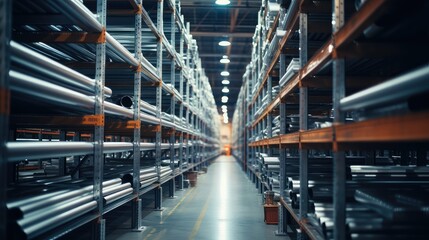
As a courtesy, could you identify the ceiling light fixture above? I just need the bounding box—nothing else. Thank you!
[221,79,230,85]
[221,96,228,103]
[221,105,227,109]
[221,71,230,77]
[220,55,230,64]
[222,108,227,113]
[221,87,229,93]
[218,40,231,46]
[216,0,231,6]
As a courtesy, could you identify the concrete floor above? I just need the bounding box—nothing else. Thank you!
[107,156,289,240]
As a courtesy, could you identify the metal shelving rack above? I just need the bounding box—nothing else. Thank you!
[233,0,429,239]
[0,0,11,239]
[1,0,220,239]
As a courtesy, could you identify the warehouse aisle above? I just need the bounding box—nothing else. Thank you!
[107,156,287,240]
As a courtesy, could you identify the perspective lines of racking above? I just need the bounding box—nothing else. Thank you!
[0,0,221,239]
[232,0,429,240]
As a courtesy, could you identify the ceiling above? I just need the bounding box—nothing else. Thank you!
[180,0,261,120]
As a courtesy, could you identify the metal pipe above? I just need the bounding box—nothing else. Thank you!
[8,178,121,219]
[103,182,131,196]
[10,41,112,97]
[7,142,137,161]
[17,195,93,229]
[140,176,158,188]
[340,65,429,111]
[104,188,133,205]
[10,70,94,111]
[18,200,97,239]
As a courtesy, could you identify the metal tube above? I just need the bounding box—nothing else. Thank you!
[104,188,133,205]
[340,65,429,111]
[7,142,137,161]
[103,182,131,196]
[140,176,158,188]
[105,33,139,67]
[17,195,93,229]
[19,201,97,239]
[11,41,112,97]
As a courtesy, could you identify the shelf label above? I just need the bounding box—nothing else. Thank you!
[82,115,105,126]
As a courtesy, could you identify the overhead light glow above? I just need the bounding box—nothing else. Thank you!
[221,96,228,103]
[221,87,229,93]
[216,0,230,5]
[221,79,230,85]
[222,108,227,113]
[220,58,230,64]
[221,71,230,77]
[218,40,231,46]
[221,105,227,109]
[223,118,228,124]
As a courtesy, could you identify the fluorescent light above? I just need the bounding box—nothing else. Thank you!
[218,40,231,46]
[223,119,228,124]
[221,96,228,103]
[221,79,230,85]
[221,105,227,109]
[220,58,230,64]
[221,87,229,93]
[221,71,230,77]
[222,108,227,113]
[223,112,228,117]
[216,0,230,5]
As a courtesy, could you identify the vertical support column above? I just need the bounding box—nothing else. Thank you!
[276,51,288,235]
[298,12,308,240]
[131,1,143,230]
[169,11,176,198]
[332,1,345,239]
[0,0,11,238]
[93,0,106,239]
[72,132,81,179]
[154,186,163,210]
[267,76,273,156]
[191,114,195,167]
[185,25,191,169]
[155,0,164,211]
[58,131,67,176]
[178,31,185,190]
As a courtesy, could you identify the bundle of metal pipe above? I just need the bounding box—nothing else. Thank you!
[121,166,158,188]
[269,177,280,188]
[350,165,429,181]
[159,166,173,182]
[9,69,170,126]
[315,202,429,240]
[290,193,315,210]
[355,188,429,222]
[266,165,280,171]
[161,159,181,167]
[103,182,133,205]
[11,41,112,97]
[288,178,429,193]
[117,95,157,116]
[340,65,429,118]
[7,178,127,239]
[7,141,179,162]
[262,156,280,165]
